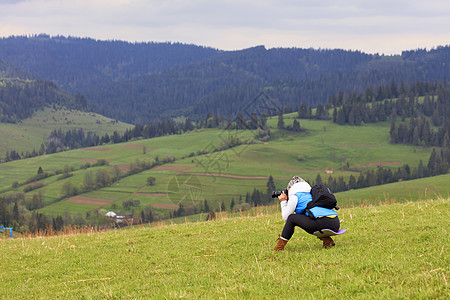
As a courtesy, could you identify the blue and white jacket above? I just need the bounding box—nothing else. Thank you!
[280,182,338,221]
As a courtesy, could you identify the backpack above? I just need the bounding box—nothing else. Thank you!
[305,184,340,218]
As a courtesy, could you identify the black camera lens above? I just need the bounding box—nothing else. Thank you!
[271,189,287,198]
[271,191,281,198]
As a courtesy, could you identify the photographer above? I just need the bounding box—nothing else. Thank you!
[273,176,340,251]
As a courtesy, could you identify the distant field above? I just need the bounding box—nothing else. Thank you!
[1,197,448,298]
[336,173,450,206]
[0,107,133,157]
[0,113,445,219]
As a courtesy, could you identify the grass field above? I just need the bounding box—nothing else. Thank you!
[336,174,450,207]
[0,196,448,298]
[0,112,446,219]
[0,107,133,157]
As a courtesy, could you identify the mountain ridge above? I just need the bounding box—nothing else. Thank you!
[0,35,449,123]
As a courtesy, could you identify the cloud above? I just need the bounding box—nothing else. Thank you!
[0,0,449,54]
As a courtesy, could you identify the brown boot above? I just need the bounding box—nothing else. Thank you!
[319,237,335,248]
[273,237,288,251]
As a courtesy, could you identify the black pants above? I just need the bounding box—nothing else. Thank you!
[281,214,340,240]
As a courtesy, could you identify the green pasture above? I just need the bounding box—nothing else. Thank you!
[0,107,132,157]
[273,116,430,170]
[1,197,448,298]
[336,173,450,207]
[39,200,98,217]
[36,165,450,221]
[0,114,441,218]
[0,128,237,192]
[181,119,431,187]
[40,166,272,218]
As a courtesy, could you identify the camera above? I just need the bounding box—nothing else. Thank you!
[271,189,288,198]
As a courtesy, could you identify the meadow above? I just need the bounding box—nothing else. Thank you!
[336,174,450,207]
[0,196,448,299]
[0,113,444,221]
[0,107,132,158]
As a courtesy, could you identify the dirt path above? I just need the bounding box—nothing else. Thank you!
[67,196,113,206]
[151,203,179,209]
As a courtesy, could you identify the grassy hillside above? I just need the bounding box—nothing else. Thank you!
[1,115,445,221]
[0,107,132,157]
[147,173,450,226]
[337,174,450,206]
[1,197,448,298]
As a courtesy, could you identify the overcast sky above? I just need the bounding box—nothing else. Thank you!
[1,0,449,54]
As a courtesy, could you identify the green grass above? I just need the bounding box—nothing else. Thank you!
[1,197,448,298]
[0,115,445,218]
[336,174,450,207]
[0,107,133,157]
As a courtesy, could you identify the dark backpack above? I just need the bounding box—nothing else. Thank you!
[305,184,340,217]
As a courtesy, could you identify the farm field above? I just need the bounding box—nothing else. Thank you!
[0,115,444,220]
[0,196,448,298]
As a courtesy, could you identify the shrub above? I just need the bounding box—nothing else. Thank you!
[23,182,44,193]
[147,176,156,186]
[297,155,306,162]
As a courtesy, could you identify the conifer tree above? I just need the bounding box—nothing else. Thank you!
[277,111,285,129]
[315,173,322,185]
[266,175,276,194]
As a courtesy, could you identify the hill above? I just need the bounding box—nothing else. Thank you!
[0,107,133,158]
[86,46,450,123]
[336,174,450,205]
[1,35,449,123]
[0,197,448,298]
[0,58,133,157]
[0,35,218,93]
[0,70,91,123]
[0,59,36,80]
[2,112,448,233]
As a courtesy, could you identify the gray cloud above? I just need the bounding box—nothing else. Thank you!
[0,0,449,54]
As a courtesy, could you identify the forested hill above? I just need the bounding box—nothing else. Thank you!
[0,35,449,123]
[86,45,450,122]
[0,59,36,80]
[0,35,218,93]
[0,60,89,123]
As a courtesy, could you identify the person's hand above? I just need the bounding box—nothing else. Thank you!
[278,191,288,201]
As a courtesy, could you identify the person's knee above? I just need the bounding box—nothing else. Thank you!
[286,214,297,224]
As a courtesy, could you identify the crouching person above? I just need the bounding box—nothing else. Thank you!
[274,176,340,251]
